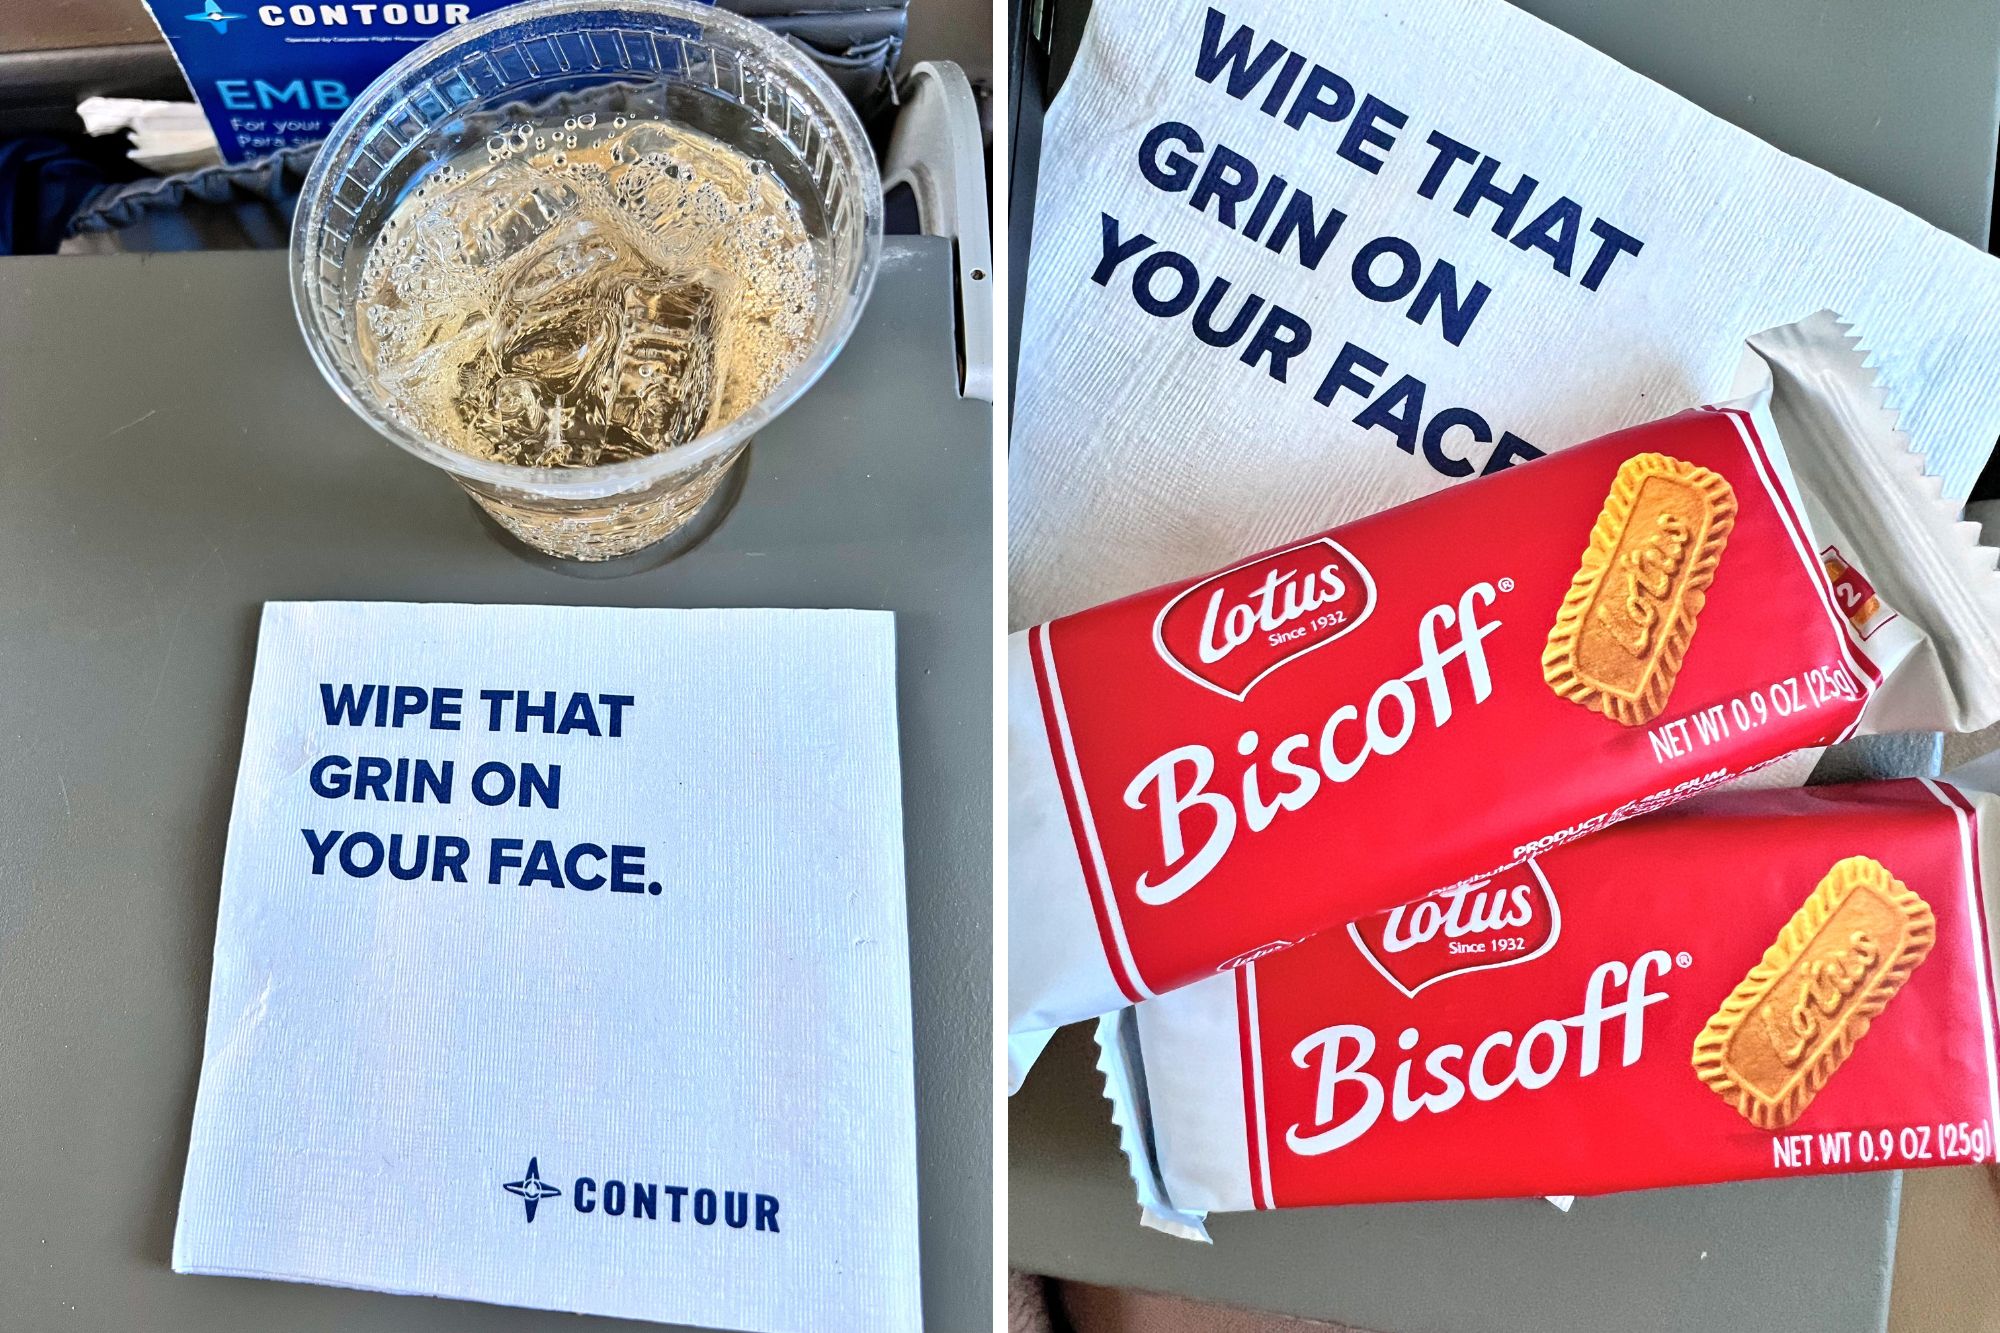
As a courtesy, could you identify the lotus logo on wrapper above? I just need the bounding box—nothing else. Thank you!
[1152,538,1376,699]
[1349,863,1562,997]
[1121,581,1504,908]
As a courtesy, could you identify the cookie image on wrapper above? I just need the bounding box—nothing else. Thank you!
[1542,453,1737,725]
[1691,856,1934,1129]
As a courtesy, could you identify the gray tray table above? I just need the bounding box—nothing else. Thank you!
[0,239,990,1331]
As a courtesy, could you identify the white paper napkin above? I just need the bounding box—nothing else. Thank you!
[174,602,920,1332]
[1011,0,2000,627]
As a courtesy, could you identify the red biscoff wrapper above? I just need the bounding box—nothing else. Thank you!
[1010,314,2000,1088]
[1097,772,2000,1238]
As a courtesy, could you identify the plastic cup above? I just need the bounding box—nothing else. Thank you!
[292,0,883,560]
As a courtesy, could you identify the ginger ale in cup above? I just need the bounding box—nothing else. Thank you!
[293,0,883,560]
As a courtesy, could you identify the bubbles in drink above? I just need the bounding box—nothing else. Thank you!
[357,114,819,468]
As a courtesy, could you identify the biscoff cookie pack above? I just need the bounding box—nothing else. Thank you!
[1097,774,2000,1235]
[1010,314,2000,1085]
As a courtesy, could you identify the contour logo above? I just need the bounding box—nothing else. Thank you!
[503,1157,563,1222]
[1348,863,1561,997]
[499,1156,786,1233]
[1152,537,1375,700]
[184,0,246,32]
